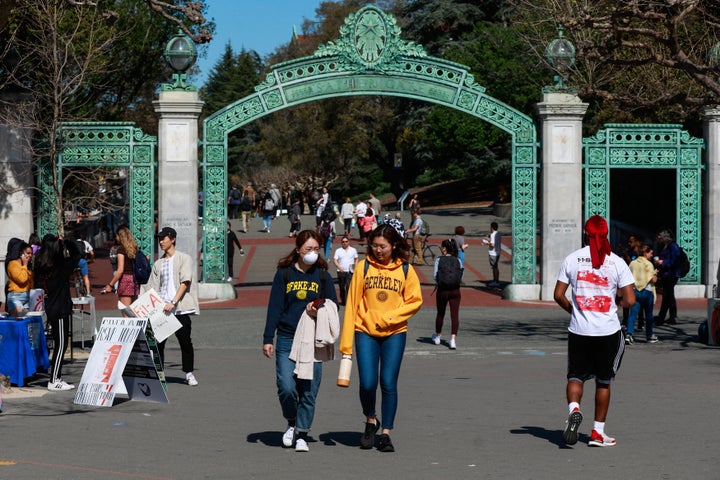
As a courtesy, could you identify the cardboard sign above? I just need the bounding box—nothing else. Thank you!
[123,289,182,343]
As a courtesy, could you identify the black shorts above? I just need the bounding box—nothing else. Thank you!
[567,330,624,384]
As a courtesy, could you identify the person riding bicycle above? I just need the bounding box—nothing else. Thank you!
[406,210,426,265]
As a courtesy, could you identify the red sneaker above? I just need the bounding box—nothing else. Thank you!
[588,429,616,447]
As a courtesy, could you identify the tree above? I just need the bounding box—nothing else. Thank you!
[511,0,720,129]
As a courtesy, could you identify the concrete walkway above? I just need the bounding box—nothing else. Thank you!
[0,209,715,479]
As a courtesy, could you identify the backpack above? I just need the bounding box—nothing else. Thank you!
[231,189,241,200]
[75,239,88,259]
[436,255,462,290]
[320,220,333,240]
[678,246,690,278]
[263,197,275,211]
[132,249,152,285]
[240,194,252,210]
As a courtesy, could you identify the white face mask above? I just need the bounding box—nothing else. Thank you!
[302,251,319,265]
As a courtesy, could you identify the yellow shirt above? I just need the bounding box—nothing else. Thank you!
[629,256,656,302]
[7,259,33,293]
[339,257,423,355]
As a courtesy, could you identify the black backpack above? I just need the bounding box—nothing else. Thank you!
[678,247,690,278]
[436,255,462,290]
[132,249,152,285]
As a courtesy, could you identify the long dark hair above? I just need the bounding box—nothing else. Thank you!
[441,238,459,257]
[34,235,77,280]
[277,230,329,270]
[366,224,409,262]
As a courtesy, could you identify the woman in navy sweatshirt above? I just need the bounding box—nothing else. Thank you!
[263,230,337,452]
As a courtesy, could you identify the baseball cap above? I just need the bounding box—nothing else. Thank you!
[156,226,177,239]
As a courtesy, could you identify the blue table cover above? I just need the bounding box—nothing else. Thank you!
[0,317,50,386]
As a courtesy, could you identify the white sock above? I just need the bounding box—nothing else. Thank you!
[568,402,580,414]
[593,421,605,435]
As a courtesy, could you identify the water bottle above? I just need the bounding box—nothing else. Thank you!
[337,354,352,387]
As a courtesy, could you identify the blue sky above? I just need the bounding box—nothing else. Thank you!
[194,0,326,85]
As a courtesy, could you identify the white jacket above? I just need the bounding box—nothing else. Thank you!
[289,300,340,380]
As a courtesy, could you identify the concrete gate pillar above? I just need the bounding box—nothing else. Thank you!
[153,91,203,263]
[536,93,589,301]
[0,93,35,304]
[703,107,720,295]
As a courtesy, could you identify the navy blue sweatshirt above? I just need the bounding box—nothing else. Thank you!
[263,264,337,344]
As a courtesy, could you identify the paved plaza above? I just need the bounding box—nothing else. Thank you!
[1,210,718,479]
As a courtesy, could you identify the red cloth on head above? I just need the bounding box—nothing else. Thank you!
[585,215,611,269]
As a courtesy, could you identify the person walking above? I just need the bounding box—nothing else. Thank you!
[34,235,81,391]
[261,191,275,233]
[288,197,302,237]
[431,239,463,350]
[368,192,381,217]
[263,230,338,452]
[405,209,425,265]
[452,226,469,274]
[226,221,244,282]
[354,198,367,240]
[228,185,242,219]
[340,197,355,236]
[626,244,658,344]
[101,225,140,309]
[554,215,635,447]
[147,227,200,387]
[333,235,358,305]
[339,224,423,452]
[484,222,502,287]
[654,229,681,326]
[239,184,255,233]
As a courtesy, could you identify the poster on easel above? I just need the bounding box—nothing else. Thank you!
[74,317,168,407]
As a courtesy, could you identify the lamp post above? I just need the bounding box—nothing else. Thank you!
[543,25,577,93]
[161,30,198,91]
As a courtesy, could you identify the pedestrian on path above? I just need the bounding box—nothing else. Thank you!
[148,227,200,387]
[483,222,502,287]
[432,239,463,350]
[226,221,244,282]
[339,224,423,453]
[263,230,338,452]
[554,215,635,448]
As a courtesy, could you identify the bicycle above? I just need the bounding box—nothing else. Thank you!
[420,234,441,266]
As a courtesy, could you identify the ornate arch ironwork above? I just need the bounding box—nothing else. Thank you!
[39,122,156,255]
[202,5,538,284]
[583,124,704,283]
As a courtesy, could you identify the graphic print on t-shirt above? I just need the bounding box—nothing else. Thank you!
[575,270,612,313]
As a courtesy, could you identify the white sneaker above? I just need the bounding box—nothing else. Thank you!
[226,276,233,282]
[449,338,457,349]
[431,333,441,345]
[185,372,198,386]
[282,426,295,447]
[47,380,75,391]
[295,438,309,452]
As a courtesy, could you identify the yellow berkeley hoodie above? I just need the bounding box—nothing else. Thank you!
[339,257,423,355]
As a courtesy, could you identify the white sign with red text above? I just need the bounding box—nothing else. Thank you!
[124,288,182,343]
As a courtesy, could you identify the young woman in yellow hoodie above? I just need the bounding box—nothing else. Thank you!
[339,224,423,452]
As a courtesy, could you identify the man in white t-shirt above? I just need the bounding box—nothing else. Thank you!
[354,199,368,240]
[333,236,358,305]
[483,222,502,287]
[554,215,635,448]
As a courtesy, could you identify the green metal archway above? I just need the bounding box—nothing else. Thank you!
[202,5,538,283]
[583,123,704,283]
[39,122,156,255]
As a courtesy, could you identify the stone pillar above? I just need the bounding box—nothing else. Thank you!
[535,93,589,301]
[703,107,720,297]
[0,94,35,304]
[153,91,203,263]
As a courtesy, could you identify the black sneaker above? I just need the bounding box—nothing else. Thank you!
[360,419,380,449]
[562,409,583,445]
[377,433,394,452]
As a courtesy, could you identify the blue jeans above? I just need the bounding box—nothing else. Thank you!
[262,213,272,231]
[275,334,322,433]
[628,288,655,338]
[6,291,29,312]
[355,331,406,430]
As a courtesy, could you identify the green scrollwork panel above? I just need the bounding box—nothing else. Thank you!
[43,122,157,255]
[583,124,703,285]
[203,5,538,284]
